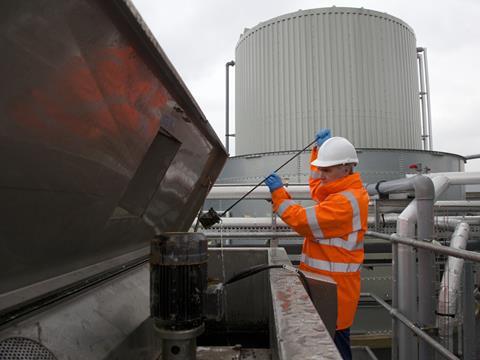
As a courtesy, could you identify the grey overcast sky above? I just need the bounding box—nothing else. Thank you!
[132,0,480,171]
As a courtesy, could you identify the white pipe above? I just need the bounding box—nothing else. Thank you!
[435,216,480,229]
[396,200,419,360]
[207,172,480,201]
[423,48,433,150]
[437,222,470,350]
[426,172,480,185]
[204,232,299,239]
[225,60,235,153]
[417,51,429,150]
[207,185,310,200]
[435,200,480,208]
[197,214,479,231]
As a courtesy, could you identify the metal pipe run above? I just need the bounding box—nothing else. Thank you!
[225,60,235,154]
[426,172,480,185]
[437,222,469,351]
[204,232,299,239]
[464,154,480,160]
[206,172,480,201]
[397,204,419,360]
[422,48,433,150]
[417,51,429,150]
[197,214,480,230]
[368,175,435,360]
[361,293,459,360]
[434,215,480,229]
[366,231,480,263]
[206,185,310,200]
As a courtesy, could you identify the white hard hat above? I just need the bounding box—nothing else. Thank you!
[311,137,359,167]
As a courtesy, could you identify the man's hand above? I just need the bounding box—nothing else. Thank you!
[265,173,283,192]
[315,128,332,147]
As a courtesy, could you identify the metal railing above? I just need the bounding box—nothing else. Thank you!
[361,292,458,360]
[365,230,480,360]
[202,171,480,359]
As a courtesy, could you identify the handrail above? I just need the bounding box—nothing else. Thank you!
[366,231,480,263]
[362,292,459,360]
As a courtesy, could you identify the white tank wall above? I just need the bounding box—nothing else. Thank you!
[235,7,422,155]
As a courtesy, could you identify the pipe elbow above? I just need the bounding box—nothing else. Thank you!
[411,175,434,200]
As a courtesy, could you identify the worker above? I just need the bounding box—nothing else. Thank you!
[265,128,369,360]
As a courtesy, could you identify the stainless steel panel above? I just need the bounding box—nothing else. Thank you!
[0,263,152,360]
[235,7,422,155]
[302,270,337,338]
[0,0,227,297]
[208,248,269,326]
[0,248,340,359]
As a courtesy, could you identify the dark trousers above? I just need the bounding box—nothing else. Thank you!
[334,328,352,360]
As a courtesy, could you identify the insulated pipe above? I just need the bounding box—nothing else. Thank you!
[435,200,480,209]
[413,177,436,360]
[437,222,469,351]
[225,60,235,154]
[204,232,300,239]
[368,175,435,360]
[434,216,480,229]
[206,185,310,200]
[367,180,414,359]
[206,171,480,200]
[426,171,480,185]
[199,215,402,228]
[361,293,459,360]
[395,202,417,360]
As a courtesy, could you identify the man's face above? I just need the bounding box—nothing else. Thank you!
[316,164,350,184]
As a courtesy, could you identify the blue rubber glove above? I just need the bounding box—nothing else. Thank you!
[265,173,283,192]
[315,128,332,147]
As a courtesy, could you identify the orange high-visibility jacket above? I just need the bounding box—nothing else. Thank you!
[271,148,369,330]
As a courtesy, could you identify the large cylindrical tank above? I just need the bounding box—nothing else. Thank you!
[235,7,421,155]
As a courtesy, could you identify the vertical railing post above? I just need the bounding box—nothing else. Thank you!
[462,262,476,359]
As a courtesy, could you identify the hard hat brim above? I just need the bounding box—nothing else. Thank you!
[311,158,358,167]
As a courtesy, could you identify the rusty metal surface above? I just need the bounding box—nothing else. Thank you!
[268,248,341,360]
[0,0,226,303]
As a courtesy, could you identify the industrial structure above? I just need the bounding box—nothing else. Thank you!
[205,6,480,360]
[0,2,479,360]
[234,7,428,154]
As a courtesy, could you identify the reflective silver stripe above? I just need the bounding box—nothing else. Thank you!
[349,231,364,250]
[310,169,322,179]
[340,191,361,231]
[301,253,361,273]
[276,199,296,217]
[306,206,324,238]
[313,231,363,251]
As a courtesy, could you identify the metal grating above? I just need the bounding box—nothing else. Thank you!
[0,337,56,360]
